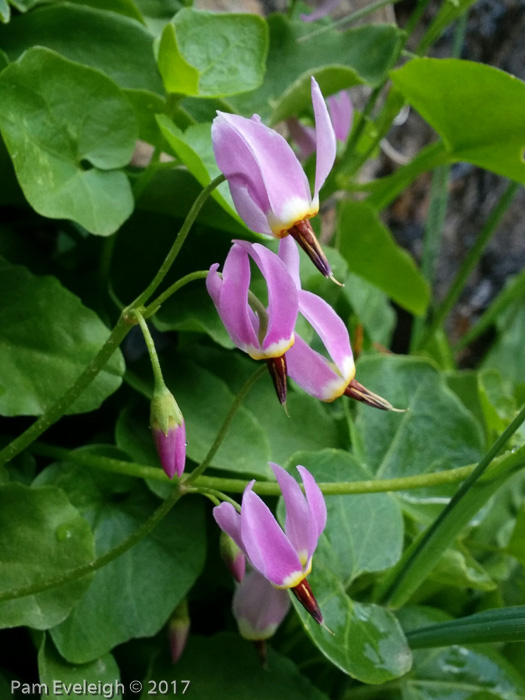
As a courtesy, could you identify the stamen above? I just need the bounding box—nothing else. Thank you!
[344,378,407,412]
[291,578,323,625]
[288,219,341,284]
[266,355,288,406]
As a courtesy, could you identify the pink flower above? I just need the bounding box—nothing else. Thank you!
[206,240,298,404]
[213,463,326,624]
[212,77,338,281]
[233,570,290,641]
[301,0,342,22]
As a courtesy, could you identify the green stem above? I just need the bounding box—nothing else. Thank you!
[404,0,432,36]
[0,484,183,602]
[379,404,525,606]
[183,364,267,485]
[128,174,226,311]
[418,181,520,351]
[0,316,131,466]
[132,147,161,202]
[143,270,210,318]
[134,309,164,389]
[31,443,520,496]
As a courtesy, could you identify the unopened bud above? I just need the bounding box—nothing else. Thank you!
[169,599,190,663]
[220,531,246,583]
[151,387,186,479]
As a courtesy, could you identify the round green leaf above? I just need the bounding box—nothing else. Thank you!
[157,8,268,97]
[391,58,525,184]
[0,260,125,416]
[0,483,95,630]
[0,4,162,92]
[285,449,404,584]
[352,355,484,481]
[145,632,330,700]
[38,636,121,700]
[0,47,137,235]
[292,568,412,683]
[36,457,206,663]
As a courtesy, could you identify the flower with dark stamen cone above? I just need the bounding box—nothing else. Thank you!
[212,77,340,282]
[168,599,190,663]
[213,463,327,626]
[207,240,298,406]
[150,386,186,479]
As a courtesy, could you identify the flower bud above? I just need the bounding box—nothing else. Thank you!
[220,531,246,583]
[150,387,186,479]
[169,599,190,663]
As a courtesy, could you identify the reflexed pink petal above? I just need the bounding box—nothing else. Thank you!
[220,531,246,583]
[286,118,316,161]
[213,111,311,233]
[301,0,342,22]
[213,501,243,553]
[286,334,346,401]
[241,487,303,587]
[208,244,260,352]
[212,113,273,234]
[270,463,314,568]
[311,77,337,202]
[327,90,353,143]
[233,571,290,641]
[297,466,327,540]
[278,237,301,289]
[243,242,298,352]
[297,289,354,380]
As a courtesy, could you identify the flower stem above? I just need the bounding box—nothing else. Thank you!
[128,174,226,310]
[0,315,131,466]
[31,442,525,496]
[134,309,165,390]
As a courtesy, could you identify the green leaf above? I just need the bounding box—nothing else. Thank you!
[189,348,344,466]
[0,483,95,630]
[156,117,244,224]
[0,4,163,92]
[353,355,484,480]
[399,607,525,700]
[0,48,137,236]
[124,89,168,148]
[231,17,404,122]
[407,606,525,648]
[144,632,330,700]
[0,260,125,416]
[38,636,121,700]
[66,0,145,23]
[428,546,496,592]
[419,0,481,55]
[157,8,268,97]
[292,568,411,683]
[284,449,404,584]
[35,455,206,663]
[390,59,525,184]
[337,200,430,316]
